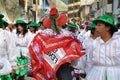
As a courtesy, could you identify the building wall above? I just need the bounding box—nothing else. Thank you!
[80,5,91,22]
[67,0,80,21]
[113,0,120,23]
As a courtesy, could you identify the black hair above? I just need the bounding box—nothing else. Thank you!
[30,26,38,33]
[16,23,28,37]
[91,28,95,35]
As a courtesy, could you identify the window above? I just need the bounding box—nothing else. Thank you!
[108,0,113,4]
[33,0,36,4]
[118,0,120,8]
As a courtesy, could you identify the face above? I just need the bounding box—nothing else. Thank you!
[2,25,6,30]
[96,22,110,36]
[93,29,99,37]
[17,24,23,32]
[39,24,46,30]
[29,26,35,33]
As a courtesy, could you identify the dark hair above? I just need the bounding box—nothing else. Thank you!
[29,26,38,33]
[98,21,115,36]
[16,23,28,37]
[91,28,95,35]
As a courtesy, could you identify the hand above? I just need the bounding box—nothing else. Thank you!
[11,69,15,76]
[83,25,87,30]
[21,55,26,59]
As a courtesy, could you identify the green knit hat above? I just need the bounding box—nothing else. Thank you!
[15,20,27,25]
[28,22,39,28]
[87,22,96,30]
[93,14,118,32]
[70,23,77,28]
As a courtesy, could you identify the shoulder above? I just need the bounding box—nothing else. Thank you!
[60,29,73,37]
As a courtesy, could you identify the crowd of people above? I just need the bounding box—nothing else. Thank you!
[0,7,120,80]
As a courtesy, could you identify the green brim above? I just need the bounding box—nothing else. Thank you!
[15,20,27,25]
[93,20,118,32]
[15,23,27,26]
[28,23,40,28]
[0,14,4,19]
[70,24,77,28]
[3,21,9,27]
[0,19,8,27]
[87,22,96,30]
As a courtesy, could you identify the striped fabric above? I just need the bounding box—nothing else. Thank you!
[86,35,120,80]
[29,32,85,80]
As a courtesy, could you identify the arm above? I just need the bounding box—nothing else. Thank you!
[85,44,93,74]
[6,31,17,69]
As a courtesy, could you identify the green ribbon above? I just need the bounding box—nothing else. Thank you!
[16,50,28,76]
[50,16,60,34]
[0,74,12,80]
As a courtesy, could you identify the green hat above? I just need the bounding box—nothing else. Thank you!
[93,14,118,32]
[0,20,4,28]
[2,20,8,27]
[28,22,39,28]
[15,20,27,25]
[0,14,4,19]
[70,24,77,28]
[38,21,42,27]
[0,19,8,28]
[87,22,96,30]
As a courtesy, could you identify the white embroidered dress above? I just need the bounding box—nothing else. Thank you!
[14,33,30,57]
[86,34,120,80]
[0,29,16,75]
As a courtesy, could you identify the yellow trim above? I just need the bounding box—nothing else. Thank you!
[68,2,80,7]
[68,17,80,21]
[68,9,79,14]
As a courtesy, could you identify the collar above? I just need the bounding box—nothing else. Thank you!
[96,33,119,44]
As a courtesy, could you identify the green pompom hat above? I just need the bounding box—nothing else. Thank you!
[93,14,118,32]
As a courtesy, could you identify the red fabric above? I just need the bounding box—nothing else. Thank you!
[43,18,52,28]
[43,14,67,28]
[29,33,85,80]
[50,8,58,16]
[57,14,67,26]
